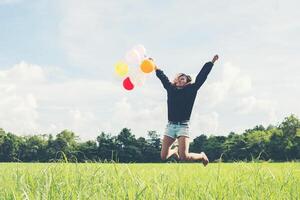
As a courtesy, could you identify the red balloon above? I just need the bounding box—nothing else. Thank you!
[123,77,134,90]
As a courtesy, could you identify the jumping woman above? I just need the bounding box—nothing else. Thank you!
[154,54,219,166]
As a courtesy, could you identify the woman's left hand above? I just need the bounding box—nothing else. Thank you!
[212,55,219,63]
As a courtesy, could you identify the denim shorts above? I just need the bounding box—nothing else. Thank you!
[164,121,190,139]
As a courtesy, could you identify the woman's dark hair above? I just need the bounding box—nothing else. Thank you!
[172,73,192,85]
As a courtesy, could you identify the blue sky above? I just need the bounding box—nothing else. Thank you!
[0,0,299,140]
[0,1,64,66]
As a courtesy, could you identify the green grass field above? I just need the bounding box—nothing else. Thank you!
[0,162,299,200]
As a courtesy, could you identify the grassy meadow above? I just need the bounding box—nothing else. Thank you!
[0,162,299,200]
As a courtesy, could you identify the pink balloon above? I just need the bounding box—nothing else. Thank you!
[123,77,134,90]
[129,68,146,87]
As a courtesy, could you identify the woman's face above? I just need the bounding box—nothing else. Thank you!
[175,75,188,87]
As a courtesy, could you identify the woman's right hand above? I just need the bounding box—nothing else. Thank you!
[149,57,159,70]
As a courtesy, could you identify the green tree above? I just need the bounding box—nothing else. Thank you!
[0,132,22,162]
[274,114,300,160]
[97,132,117,161]
[244,130,271,160]
[205,136,226,161]
[190,134,207,153]
[267,129,286,161]
[223,133,247,161]
[116,128,140,162]
[47,130,77,161]
[19,135,48,162]
[77,140,98,162]
[143,131,161,162]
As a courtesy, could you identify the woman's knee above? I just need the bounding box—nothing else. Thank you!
[160,152,168,160]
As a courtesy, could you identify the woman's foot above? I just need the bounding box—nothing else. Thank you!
[200,152,209,166]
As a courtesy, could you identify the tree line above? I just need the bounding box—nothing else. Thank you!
[0,115,299,163]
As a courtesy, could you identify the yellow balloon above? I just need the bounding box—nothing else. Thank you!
[115,62,129,77]
[140,59,154,73]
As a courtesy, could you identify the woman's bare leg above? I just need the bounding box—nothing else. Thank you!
[161,135,179,160]
[178,136,209,166]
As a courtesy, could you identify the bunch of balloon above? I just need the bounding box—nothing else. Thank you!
[114,45,156,91]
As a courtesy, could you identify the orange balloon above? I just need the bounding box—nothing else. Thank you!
[140,59,155,73]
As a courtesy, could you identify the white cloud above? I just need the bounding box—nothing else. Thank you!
[0,62,46,134]
[0,61,46,83]
[191,61,279,135]
[190,112,219,137]
[0,61,119,139]
[0,61,166,140]
[110,95,167,138]
[4,57,277,140]
[235,96,277,124]
[234,76,252,95]
[200,62,253,107]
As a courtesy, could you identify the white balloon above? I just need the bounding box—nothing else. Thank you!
[129,68,146,87]
[125,49,142,65]
[133,44,147,58]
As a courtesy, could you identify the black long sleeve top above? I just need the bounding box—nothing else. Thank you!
[156,62,214,123]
